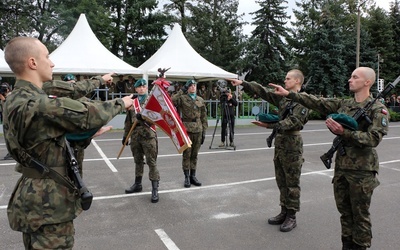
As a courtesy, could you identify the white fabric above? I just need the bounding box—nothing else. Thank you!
[139,23,237,82]
[50,14,143,75]
[0,49,13,75]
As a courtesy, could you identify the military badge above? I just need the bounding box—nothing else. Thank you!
[381,109,388,115]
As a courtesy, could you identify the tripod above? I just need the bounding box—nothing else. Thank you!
[209,97,236,150]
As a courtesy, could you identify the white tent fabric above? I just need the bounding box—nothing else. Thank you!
[50,14,143,75]
[139,23,237,82]
[0,49,13,75]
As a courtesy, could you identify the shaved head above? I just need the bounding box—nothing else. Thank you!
[4,37,41,75]
[357,67,376,86]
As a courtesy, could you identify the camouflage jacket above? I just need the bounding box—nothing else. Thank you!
[172,90,208,133]
[4,79,126,233]
[242,81,309,132]
[288,91,389,172]
[42,77,105,99]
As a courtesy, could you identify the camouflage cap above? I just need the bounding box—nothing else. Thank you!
[134,78,147,88]
[258,113,279,123]
[185,79,197,87]
[328,113,358,130]
[63,74,76,81]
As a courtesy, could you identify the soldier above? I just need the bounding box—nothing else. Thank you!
[42,75,115,176]
[230,69,309,232]
[172,79,208,188]
[123,78,160,203]
[3,37,134,249]
[270,67,388,249]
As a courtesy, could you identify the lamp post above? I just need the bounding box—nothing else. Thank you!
[356,0,368,68]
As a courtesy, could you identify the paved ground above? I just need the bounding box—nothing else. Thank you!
[1,120,400,250]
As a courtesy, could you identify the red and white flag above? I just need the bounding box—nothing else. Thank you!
[141,84,191,153]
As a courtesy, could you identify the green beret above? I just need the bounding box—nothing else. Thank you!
[134,78,147,88]
[258,113,279,123]
[66,129,98,142]
[328,113,358,130]
[185,79,197,87]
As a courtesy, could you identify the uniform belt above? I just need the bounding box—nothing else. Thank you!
[22,166,67,179]
[279,130,300,135]
[183,118,198,122]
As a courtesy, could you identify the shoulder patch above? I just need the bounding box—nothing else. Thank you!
[381,108,388,115]
[48,95,57,99]
[301,108,307,115]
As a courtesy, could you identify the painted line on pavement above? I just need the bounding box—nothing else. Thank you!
[155,229,180,250]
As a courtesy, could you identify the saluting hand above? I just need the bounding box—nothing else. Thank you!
[269,83,289,96]
[122,94,134,109]
[228,79,243,86]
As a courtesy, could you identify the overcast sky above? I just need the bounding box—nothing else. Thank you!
[239,0,393,35]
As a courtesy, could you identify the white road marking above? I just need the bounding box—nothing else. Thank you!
[155,228,180,250]
[91,139,118,172]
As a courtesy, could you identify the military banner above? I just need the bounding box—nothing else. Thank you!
[141,84,191,153]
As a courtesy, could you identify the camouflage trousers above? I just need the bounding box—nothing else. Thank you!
[182,132,202,171]
[273,136,304,212]
[22,220,75,249]
[130,136,159,181]
[333,170,380,248]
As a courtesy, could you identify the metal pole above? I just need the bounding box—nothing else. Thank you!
[356,0,367,68]
[377,53,380,85]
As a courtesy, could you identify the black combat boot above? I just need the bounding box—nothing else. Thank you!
[268,206,287,225]
[125,176,143,193]
[341,236,353,250]
[184,170,191,188]
[280,209,297,232]
[353,243,367,250]
[189,170,202,186]
[151,180,159,203]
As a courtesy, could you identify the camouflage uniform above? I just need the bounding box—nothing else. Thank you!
[123,96,159,181]
[242,81,309,212]
[288,91,388,248]
[4,77,126,249]
[43,79,105,176]
[172,89,208,172]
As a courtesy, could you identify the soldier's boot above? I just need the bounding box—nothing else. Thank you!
[184,170,191,188]
[125,176,143,194]
[151,180,159,203]
[341,236,353,250]
[190,170,202,186]
[268,206,287,225]
[280,209,297,232]
[352,243,367,250]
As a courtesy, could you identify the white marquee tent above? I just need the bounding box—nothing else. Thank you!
[50,14,143,76]
[0,49,13,76]
[139,23,237,82]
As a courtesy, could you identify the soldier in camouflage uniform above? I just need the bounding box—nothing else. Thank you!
[3,37,135,249]
[123,78,160,203]
[270,67,388,249]
[43,75,114,176]
[172,79,208,188]
[231,69,309,232]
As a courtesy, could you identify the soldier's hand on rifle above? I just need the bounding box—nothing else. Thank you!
[136,113,144,121]
[122,136,129,145]
[326,118,344,135]
[201,131,206,145]
[269,83,289,96]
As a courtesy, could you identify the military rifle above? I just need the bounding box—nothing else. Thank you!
[266,77,310,148]
[65,139,93,210]
[320,75,400,169]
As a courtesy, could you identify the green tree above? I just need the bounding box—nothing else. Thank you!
[162,0,195,33]
[244,0,291,84]
[184,0,246,74]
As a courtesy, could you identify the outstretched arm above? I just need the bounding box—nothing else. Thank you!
[269,83,289,96]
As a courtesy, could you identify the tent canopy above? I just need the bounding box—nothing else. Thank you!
[0,49,13,76]
[139,23,237,82]
[50,14,143,76]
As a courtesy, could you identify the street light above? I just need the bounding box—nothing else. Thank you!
[356,0,368,68]
[377,53,384,86]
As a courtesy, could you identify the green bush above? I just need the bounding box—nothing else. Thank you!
[389,109,400,122]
